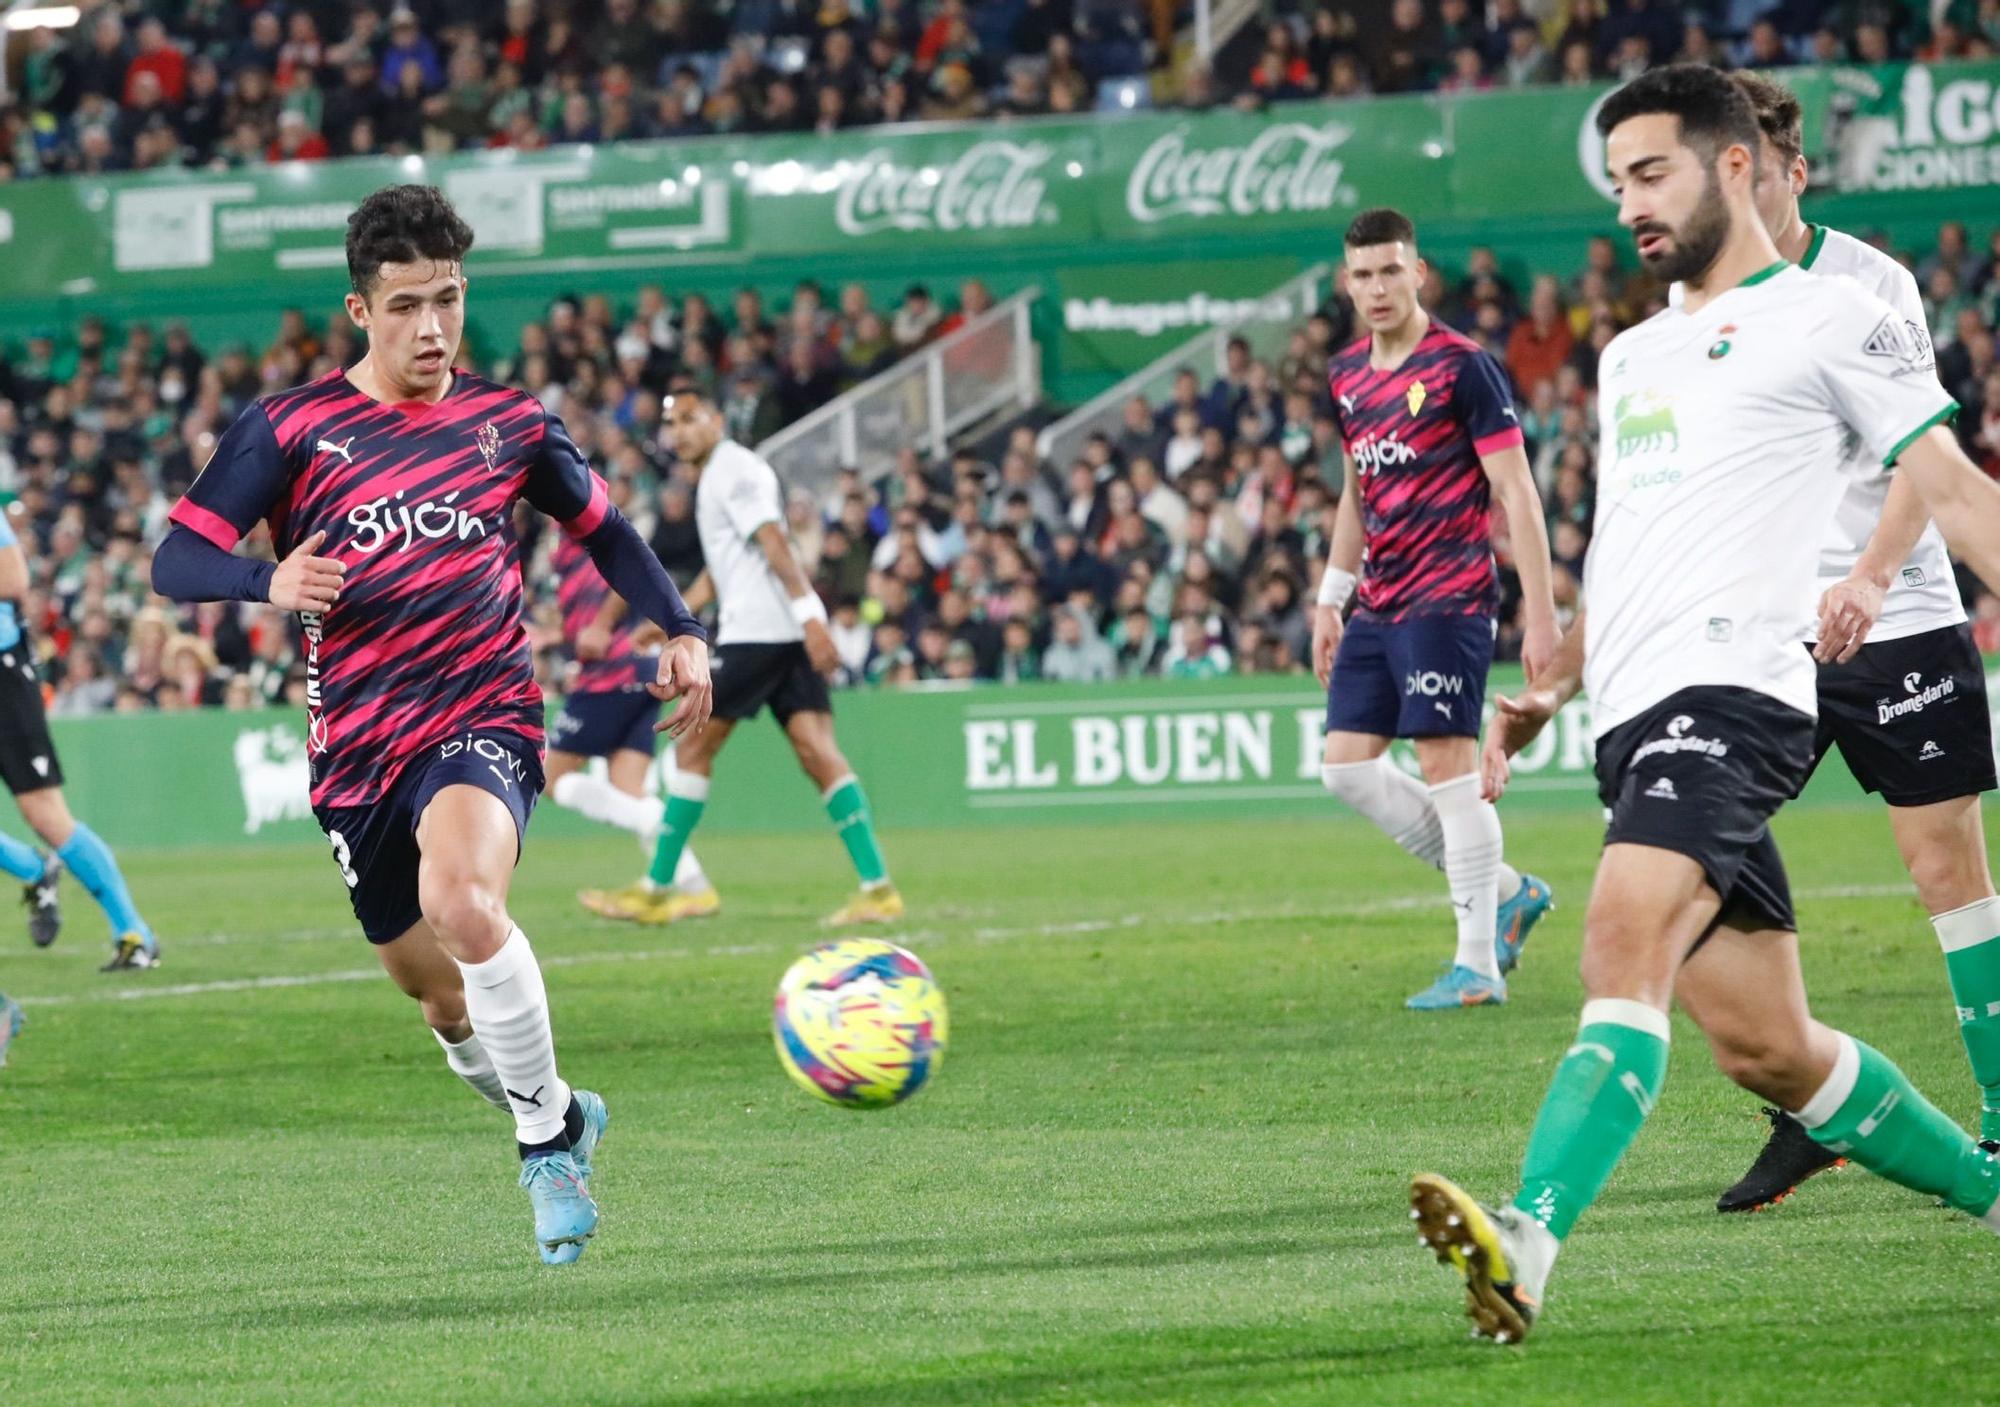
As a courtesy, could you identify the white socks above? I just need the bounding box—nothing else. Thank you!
[1322,758,1445,867]
[551,770,660,836]
[1429,774,1505,981]
[432,1028,511,1112]
[1320,757,1522,917]
[455,926,571,1144]
[643,846,711,895]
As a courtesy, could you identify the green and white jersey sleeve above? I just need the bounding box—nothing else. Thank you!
[1583,264,1950,738]
[695,438,800,646]
[1798,226,1964,640]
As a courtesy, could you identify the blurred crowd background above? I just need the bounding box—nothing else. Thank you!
[7,210,2000,715]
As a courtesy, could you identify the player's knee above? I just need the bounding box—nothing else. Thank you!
[417,876,508,951]
[1319,758,1383,809]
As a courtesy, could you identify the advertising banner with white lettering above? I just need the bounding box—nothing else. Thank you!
[1056,256,1313,376]
[31,667,1982,853]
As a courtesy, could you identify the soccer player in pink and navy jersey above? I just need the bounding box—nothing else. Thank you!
[151,185,712,1265]
[1311,207,1561,1011]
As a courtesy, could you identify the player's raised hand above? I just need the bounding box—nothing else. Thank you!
[802,617,840,676]
[650,635,712,740]
[576,620,613,662]
[267,530,344,613]
[1311,605,1343,688]
[1480,686,1560,802]
[1813,574,1884,664]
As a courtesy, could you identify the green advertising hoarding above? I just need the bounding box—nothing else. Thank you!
[19,664,1997,856]
[2,61,1998,399]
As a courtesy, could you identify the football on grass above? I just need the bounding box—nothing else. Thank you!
[773,940,948,1108]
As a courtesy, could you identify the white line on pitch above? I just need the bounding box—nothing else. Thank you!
[7,882,1917,1009]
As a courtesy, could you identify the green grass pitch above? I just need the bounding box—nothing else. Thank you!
[2,804,1994,1405]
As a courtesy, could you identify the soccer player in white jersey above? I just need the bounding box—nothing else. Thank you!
[611,385,901,926]
[1405,65,2000,1345]
[1681,72,2000,1212]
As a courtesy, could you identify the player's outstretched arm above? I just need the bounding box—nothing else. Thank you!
[1817,472,1931,664]
[153,525,343,609]
[1312,453,1365,687]
[752,521,839,675]
[1480,445,1560,680]
[1894,428,2000,597]
[1480,606,1587,802]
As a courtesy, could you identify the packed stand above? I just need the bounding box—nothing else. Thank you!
[2,0,1972,182]
[5,225,2000,711]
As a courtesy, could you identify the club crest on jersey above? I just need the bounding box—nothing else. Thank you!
[1405,380,1427,416]
[475,421,501,472]
[1707,324,1735,360]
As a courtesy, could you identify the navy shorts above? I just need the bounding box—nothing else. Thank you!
[549,687,658,759]
[1325,612,1495,740]
[313,730,544,945]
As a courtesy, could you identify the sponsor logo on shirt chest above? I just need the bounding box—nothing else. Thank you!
[1353,433,1418,474]
[347,489,491,555]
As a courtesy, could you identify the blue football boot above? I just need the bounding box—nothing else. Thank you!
[521,1149,599,1266]
[1495,875,1554,976]
[568,1089,609,1183]
[1406,964,1507,1011]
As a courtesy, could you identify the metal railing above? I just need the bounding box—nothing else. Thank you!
[757,288,1042,493]
[1035,263,1329,473]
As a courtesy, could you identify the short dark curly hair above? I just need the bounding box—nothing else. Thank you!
[1596,63,1760,165]
[1730,70,1805,169]
[345,184,475,299]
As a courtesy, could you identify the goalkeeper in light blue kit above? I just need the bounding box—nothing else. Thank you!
[0,509,160,970]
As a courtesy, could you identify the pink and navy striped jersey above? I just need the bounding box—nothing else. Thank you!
[1328,320,1523,622]
[552,532,652,696]
[169,369,615,809]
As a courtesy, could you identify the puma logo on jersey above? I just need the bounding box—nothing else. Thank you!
[316,437,355,465]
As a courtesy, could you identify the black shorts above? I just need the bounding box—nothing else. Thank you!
[312,730,543,945]
[548,687,658,759]
[712,641,830,725]
[0,645,62,794]
[1324,611,1495,740]
[1809,623,1995,807]
[1595,686,1816,937]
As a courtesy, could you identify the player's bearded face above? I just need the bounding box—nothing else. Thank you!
[1629,162,1731,285]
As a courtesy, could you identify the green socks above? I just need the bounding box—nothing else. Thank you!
[1935,897,2000,1143]
[1512,999,1670,1239]
[823,775,889,888]
[648,774,709,888]
[1793,1032,2000,1220]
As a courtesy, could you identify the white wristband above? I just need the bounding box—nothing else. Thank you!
[789,593,829,627]
[1317,565,1357,610]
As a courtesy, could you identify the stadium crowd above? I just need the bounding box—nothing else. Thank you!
[0,0,1974,181]
[5,217,2000,712]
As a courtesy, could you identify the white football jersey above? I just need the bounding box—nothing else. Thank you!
[1586,262,1956,738]
[1671,225,1963,641]
[695,439,800,645]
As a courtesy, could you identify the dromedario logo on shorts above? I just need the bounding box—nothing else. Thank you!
[833,141,1055,236]
[1125,122,1355,224]
[1879,669,1956,724]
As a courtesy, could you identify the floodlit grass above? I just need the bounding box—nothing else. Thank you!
[2,805,1992,1404]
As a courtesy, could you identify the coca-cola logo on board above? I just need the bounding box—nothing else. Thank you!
[1126,122,1355,223]
[834,141,1054,236]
